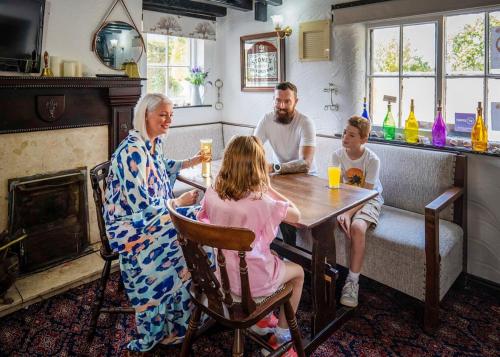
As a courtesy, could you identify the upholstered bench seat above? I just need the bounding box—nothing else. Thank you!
[335,205,463,301]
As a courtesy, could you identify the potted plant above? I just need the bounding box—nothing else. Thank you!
[185,66,211,106]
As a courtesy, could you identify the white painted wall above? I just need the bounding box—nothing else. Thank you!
[217,0,365,135]
[44,0,144,76]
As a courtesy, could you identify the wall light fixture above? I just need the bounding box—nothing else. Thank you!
[271,15,292,39]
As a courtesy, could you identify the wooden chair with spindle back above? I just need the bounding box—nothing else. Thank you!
[166,199,305,357]
[87,161,134,342]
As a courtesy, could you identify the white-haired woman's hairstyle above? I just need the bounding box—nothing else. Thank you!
[133,93,173,140]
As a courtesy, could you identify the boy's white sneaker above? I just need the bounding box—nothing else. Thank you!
[340,280,359,307]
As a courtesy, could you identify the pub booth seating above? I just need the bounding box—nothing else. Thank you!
[165,122,467,332]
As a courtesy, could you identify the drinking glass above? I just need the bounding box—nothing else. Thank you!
[327,166,341,189]
[200,139,212,178]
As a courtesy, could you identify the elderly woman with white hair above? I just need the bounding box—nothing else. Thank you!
[103,93,207,352]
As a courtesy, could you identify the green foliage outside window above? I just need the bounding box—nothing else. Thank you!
[447,17,500,73]
[147,40,167,64]
[374,39,432,73]
[448,18,485,72]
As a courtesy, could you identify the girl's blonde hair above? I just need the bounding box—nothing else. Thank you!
[133,93,173,140]
[215,136,269,200]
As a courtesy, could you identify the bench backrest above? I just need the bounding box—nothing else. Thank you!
[162,123,224,160]
[172,123,460,221]
[316,137,457,220]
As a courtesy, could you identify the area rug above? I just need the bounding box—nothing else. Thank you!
[0,272,498,356]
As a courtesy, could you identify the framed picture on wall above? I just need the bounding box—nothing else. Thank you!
[240,32,286,92]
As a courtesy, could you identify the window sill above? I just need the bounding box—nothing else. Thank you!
[367,136,500,158]
[173,104,212,109]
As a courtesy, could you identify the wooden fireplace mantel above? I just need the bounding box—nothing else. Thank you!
[0,76,144,157]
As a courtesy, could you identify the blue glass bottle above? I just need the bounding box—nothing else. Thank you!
[361,97,370,122]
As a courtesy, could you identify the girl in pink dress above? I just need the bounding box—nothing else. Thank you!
[197,136,304,356]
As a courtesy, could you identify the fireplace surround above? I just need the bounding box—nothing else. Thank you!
[0,76,143,272]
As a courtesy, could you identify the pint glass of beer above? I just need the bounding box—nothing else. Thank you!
[200,139,212,178]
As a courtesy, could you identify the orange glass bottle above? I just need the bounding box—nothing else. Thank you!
[471,101,488,152]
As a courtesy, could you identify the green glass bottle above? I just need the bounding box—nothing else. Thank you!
[404,99,419,143]
[383,102,396,140]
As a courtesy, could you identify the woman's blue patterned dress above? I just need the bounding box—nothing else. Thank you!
[103,130,198,351]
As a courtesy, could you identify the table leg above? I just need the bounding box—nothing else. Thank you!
[310,217,337,335]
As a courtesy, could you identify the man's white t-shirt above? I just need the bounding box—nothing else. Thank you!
[254,111,317,174]
[331,147,384,203]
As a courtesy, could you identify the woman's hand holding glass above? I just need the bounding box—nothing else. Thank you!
[183,151,208,169]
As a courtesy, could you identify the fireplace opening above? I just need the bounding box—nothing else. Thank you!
[8,168,91,275]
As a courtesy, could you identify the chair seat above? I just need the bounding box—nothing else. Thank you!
[193,282,293,328]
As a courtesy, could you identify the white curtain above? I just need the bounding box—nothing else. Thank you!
[143,10,216,40]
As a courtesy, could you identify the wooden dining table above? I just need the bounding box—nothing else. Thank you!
[178,160,378,354]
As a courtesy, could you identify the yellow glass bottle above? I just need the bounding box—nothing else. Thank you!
[471,101,488,152]
[404,99,419,144]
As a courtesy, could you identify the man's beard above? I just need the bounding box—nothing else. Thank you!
[274,109,294,124]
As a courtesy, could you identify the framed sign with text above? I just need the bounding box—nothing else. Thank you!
[240,32,285,92]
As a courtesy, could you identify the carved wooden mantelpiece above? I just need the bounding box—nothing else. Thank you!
[0,76,144,156]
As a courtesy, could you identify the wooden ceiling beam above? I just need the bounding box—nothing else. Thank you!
[143,0,227,21]
[192,0,253,11]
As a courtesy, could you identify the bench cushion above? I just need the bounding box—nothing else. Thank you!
[366,144,456,221]
[297,205,463,301]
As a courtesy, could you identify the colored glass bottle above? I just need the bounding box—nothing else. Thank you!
[383,102,395,140]
[471,101,488,152]
[432,99,447,147]
[404,99,419,144]
[361,97,370,122]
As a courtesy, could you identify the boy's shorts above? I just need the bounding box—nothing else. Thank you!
[352,198,382,227]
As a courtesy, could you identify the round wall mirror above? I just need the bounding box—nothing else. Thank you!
[93,21,145,71]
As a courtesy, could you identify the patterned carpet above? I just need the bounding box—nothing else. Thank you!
[0,272,498,357]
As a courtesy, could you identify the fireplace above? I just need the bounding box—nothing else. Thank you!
[0,76,142,270]
[8,169,91,275]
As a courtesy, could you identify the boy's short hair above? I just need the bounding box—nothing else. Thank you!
[348,116,371,139]
[275,82,298,97]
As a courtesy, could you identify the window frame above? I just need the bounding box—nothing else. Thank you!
[146,34,201,106]
[366,7,500,139]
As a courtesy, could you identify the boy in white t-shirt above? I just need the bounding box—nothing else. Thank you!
[331,116,383,308]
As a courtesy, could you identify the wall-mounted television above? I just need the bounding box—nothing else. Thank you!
[0,0,46,73]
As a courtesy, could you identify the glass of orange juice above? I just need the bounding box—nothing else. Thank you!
[327,166,341,189]
[200,139,212,178]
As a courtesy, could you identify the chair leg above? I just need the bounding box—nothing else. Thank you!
[180,306,202,357]
[284,300,305,357]
[118,275,125,292]
[87,260,112,342]
[232,329,244,357]
[424,299,439,334]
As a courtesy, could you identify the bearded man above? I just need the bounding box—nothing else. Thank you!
[254,81,317,175]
